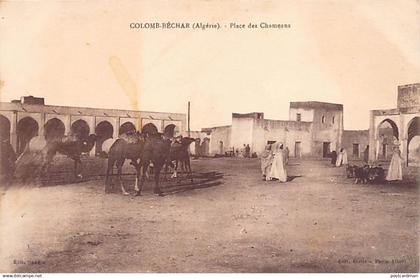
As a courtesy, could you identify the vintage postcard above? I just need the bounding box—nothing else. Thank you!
[0,0,419,275]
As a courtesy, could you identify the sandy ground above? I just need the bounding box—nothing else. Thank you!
[0,157,418,273]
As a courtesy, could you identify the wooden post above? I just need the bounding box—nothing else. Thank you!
[188,101,191,137]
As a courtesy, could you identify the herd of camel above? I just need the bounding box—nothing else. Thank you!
[15,129,196,196]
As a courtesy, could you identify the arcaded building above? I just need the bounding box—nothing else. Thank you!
[202,101,344,158]
[0,96,186,155]
[368,83,420,166]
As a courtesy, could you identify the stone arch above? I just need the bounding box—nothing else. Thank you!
[119,122,136,135]
[44,118,65,142]
[16,116,39,154]
[376,119,399,160]
[163,124,179,138]
[141,123,158,136]
[407,117,420,166]
[95,120,114,154]
[71,119,90,140]
[377,118,399,140]
[0,114,11,142]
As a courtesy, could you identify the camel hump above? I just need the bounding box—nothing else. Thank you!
[28,136,47,152]
[102,138,118,154]
[119,132,139,144]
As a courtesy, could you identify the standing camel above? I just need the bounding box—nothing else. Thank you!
[167,137,196,179]
[104,132,145,195]
[135,134,172,196]
[17,134,97,183]
[42,134,97,181]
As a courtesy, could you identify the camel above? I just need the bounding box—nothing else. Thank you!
[104,132,145,195]
[167,137,196,179]
[17,134,97,183]
[104,132,195,197]
[42,134,97,181]
[135,134,172,196]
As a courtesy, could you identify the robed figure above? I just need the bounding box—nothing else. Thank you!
[385,145,403,182]
[267,143,287,182]
[260,144,273,180]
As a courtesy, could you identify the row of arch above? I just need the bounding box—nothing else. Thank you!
[376,117,419,165]
[0,115,179,155]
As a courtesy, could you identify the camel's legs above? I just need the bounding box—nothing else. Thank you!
[74,158,82,179]
[134,174,140,192]
[41,153,54,184]
[153,163,163,196]
[136,161,148,196]
[163,163,169,181]
[171,160,178,178]
[186,158,193,183]
[41,161,51,184]
[105,158,114,193]
[133,161,141,194]
[145,165,150,179]
[117,163,129,195]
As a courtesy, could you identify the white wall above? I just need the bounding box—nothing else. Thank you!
[231,117,254,151]
[252,120,312,157]
[289,108,314,122]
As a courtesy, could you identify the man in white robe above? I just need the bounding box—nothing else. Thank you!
[336,148,348,167]
[267,143,287,182]
[386,145,403,182]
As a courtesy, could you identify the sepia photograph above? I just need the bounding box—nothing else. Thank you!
[0,0,419,276]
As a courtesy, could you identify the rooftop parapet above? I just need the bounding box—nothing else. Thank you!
[397,83,420,109]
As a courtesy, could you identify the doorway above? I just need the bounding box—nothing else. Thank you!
[295,141,302,158]
[323,142,331,158]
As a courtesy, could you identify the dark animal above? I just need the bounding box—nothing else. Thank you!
[42,134,97,181]
[354,165,369,184]
[367,166,385,184]
[105,132,145,195]
[347,164,385,184]
[167,137,196,179]
[346,165,357,178]
[0,139,17,186]
[136,134,172,196]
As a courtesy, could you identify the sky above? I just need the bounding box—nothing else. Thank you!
[0,0,419,131]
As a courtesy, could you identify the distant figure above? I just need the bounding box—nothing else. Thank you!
[219,141,223,155]
[194,139,201,157]
[336,148,348,167]
[330,150,337,165]
[267,143,287,182]
[260,144,273,180]
[385,145,403,182]
[245,144,250,158]
[363,145,369,164]
[284,146,290,165]
[0,139,17,186]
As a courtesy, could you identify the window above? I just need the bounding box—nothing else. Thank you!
[321,115,325,123]
[296,113,301,122]
[352,144,359,157]
[332,116,335,124]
